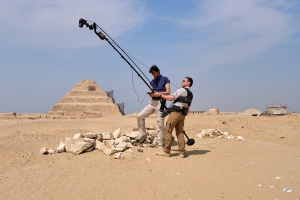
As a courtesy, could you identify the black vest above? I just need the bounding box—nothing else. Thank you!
[175,88,193,107]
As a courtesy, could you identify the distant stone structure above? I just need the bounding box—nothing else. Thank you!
[207,108,220,115]
[189,110,205,114]
[266,104,287,115]
[48,80,123,118]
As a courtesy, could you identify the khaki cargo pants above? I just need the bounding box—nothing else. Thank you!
[137,100,164,146]
[163,111,186,154]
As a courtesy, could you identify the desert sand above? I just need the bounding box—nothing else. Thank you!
[0,112,299,199]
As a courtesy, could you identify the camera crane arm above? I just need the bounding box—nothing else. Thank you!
[79,18,154,93]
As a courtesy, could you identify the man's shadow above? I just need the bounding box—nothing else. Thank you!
[171,141,211,157]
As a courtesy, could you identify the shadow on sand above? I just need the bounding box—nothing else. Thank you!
[170,140,210,157]
[171,147,211,157]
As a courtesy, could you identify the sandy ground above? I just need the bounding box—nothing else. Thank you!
[0,113,300,200]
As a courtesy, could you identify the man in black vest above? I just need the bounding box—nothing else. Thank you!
[153,77,193,158]
[136,65,170,148]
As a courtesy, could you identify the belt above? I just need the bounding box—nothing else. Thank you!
[152,97,161,100]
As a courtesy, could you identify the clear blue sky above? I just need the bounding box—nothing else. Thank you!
[1,0,299,114]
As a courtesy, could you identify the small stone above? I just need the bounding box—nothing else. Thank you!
[39,147,48,154]
[48,149,57,154]
[113,152,123,159]
[237,136,244,140]
[57,141,66,153]
[74,133,82,139]
[137,148,143,153]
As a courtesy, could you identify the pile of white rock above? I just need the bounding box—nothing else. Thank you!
[197,129,234,139]
[39,127,159,159]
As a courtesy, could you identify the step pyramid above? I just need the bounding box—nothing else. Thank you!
[50,80,122,117]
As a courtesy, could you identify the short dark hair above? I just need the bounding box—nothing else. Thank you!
[185,77,193,87]
[149,65,160,73]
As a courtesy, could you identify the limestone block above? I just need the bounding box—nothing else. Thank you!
[57,141,66,153]
[152,137,158,145]
[113,140,119,145]
[105,140,114,148]
[48,149,57,154]
[102,132,113,140]
[124,149,133,154]
[103,147,115,155]
[95,141,105,151]
[148,130,158,137]
[65,138,94,155]
[39,147,48,154]
[115,136,130,143]
[74,133,83,139]
[125,136,131,142]
[121,149,133,159]
[126,142,133,148]
[83,138,95,144]
[83,132,98,139]
[113,152,123,159]
[96,134,103,142]
[128,131,139,139]
[113,142,127,152]
[199,129,207,137]
[113,128,122,139]
[84,143,96,152]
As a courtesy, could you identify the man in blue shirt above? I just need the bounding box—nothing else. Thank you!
[136,65,170,148]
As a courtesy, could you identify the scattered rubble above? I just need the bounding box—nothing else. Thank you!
[39,126,159,159]
[197,129,235,139]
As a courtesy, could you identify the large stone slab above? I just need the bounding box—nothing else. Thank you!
[65,138,94,155]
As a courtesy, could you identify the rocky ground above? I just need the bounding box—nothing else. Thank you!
[0,113,299,199]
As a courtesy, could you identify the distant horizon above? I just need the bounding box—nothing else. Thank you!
[1,106,298,115]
